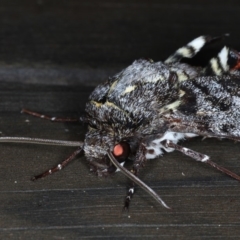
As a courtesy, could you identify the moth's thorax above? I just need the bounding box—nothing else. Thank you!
[168,63,200,82]
[85,59,184,135]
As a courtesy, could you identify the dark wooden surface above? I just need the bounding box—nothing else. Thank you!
[1,1,240,239]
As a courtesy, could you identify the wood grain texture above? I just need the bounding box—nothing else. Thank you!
[0,0,240,239]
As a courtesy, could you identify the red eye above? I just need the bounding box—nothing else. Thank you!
[113,142,130,158]
[113,144,124,156]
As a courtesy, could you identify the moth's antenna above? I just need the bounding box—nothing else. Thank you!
[0,137,83,147]
[107,150,171,209]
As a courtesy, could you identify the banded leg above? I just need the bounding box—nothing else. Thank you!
[107,150,170,209]
[22,108,83,122]
[164,140,240,181]
[124,143,147,209]
[165,35,225,64]
[32,147,83,180]
[204,47,240,76]
[124,183,135,210]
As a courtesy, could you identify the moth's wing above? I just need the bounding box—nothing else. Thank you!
[168,75,240,141]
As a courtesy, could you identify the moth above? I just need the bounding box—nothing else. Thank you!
[2,34,240,210]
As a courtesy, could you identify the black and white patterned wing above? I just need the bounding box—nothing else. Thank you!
[169,75,240,140]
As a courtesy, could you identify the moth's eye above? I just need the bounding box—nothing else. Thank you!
[113,142,130,159]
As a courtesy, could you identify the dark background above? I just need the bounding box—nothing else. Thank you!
[1,1,240,239]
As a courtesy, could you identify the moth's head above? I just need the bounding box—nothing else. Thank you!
[83,129,132,176]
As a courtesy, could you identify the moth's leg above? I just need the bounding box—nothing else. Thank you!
[204,47,240,76]
[107,151,170,210]
[165,35,224,64]
[21,108,83,122]
[88,157,117,177]
[32,147,83,180]
[124,143,147,209]
[164,140,240,181]
[124,182,135,210]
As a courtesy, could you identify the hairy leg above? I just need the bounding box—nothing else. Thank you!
[22,108,84,122]
[32,147,83,180]
[165,35,226,64]
[164,140,240,181]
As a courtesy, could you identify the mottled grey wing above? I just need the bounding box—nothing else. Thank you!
[170,75,240,140]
